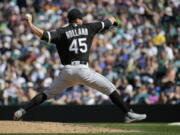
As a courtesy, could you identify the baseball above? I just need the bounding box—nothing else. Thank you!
[25,13,32,19]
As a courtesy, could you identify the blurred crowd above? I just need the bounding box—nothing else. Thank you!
[0,0,180,106]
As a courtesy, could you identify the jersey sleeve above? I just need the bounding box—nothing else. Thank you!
[88,19,113,34]
[41,29,61,44]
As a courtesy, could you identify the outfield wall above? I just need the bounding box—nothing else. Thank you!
[0,105,180,122]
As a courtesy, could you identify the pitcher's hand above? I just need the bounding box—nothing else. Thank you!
[25,13,32,24]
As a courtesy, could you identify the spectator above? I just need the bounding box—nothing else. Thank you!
[151,28,166,46]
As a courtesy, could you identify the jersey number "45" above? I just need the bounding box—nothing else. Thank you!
[69,38,87,54]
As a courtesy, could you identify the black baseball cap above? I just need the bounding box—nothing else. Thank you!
[67,8,84,22]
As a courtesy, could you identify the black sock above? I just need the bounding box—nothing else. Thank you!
[109,90,130,114]
[23,92,47,111]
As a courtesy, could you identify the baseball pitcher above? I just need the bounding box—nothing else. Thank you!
[14,8,147,123]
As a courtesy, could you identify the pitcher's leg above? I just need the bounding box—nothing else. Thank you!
[79,68,146,122]
[80,70,129,113]
[14,75,73,120]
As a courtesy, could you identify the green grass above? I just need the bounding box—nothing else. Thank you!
[82,123,180,135]
[1,123,180,135]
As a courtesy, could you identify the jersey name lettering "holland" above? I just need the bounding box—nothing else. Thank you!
[65,28,88,39]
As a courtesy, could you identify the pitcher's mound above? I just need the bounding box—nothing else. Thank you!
[0,121,139,133]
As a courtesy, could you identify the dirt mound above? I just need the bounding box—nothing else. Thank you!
[0,121,138,133]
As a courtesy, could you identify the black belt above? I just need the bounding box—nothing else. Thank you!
[65,61,88,65]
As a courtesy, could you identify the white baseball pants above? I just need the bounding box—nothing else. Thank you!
[44,64,116,99]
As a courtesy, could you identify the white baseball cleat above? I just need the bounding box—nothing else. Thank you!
[125,111,147,123]
[13,108,26,121]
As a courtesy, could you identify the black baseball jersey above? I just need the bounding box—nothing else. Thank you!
[41,20,112,65]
